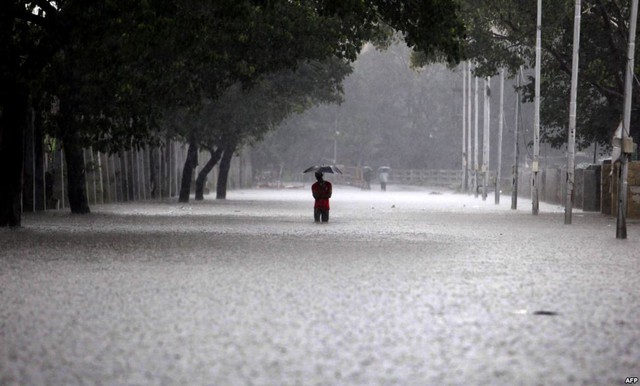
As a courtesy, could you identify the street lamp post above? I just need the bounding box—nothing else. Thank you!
[496,69,504,205]
[462,62,468,192]
[482,77,491,201]
[533,0,542,215]
[333,130,340,164]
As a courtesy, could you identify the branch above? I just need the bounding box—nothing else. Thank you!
[594,0,624,93]
[501,7,624,101]
[544,43,624,100]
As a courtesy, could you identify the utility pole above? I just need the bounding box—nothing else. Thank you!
[462,62,468,192]
[512,68,522,210]
[333,113,339,164]
[482,77,491,201]
[617,0,638,239]
[467,64,473,194]
[496,69,504,204]
[565,0,582,225]
[533,0,542,215]
[474,76,479,198]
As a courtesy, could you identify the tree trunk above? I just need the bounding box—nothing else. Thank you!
[216,141,237,200]
[34,109,45,211]
[164,137,172,197]
[23,108,35,212]
[148,145,157,199]
[195,147,223,200]
[62,129,90,214]
[0,86,28,227]
[118,149,128,202]
[178,137,198,203]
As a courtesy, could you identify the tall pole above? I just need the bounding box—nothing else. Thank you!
[97,152,104,204]
[333,131,338,164]
[565,0,582,225]
[617,0,638,239]
[60,148,65,209]
[82,149,88,204]
[512,68,522,210]
[467,64,473,194]
[482,77,491,201]
[474,76,480,198]
[31,111,35,212]
[533,0,542,215]
[462,62,468,191]
[334,114,339,164]
[496,69,505,204]
[90,148,97,205]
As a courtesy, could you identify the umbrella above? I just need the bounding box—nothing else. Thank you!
[378,166,391,172]
[303,165,343,174]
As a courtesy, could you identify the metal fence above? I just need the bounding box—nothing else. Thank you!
[389,169,464,188]
[312,166,467,189]
[22,140,253,212]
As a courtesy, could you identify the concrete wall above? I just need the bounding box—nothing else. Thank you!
[515,164,602,213]
[604,160,640,219]
[582,166,601,212]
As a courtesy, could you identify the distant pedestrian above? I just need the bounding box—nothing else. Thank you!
[362,166,372,190]
[312,172,332,223]
[378,167,390,191]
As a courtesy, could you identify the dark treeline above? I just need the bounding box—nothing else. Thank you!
[3,1,639,228]
[0,0,465,226]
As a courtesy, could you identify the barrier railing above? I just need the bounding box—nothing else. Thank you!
[389,169,463,187]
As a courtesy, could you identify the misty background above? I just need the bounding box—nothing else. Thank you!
[250,42,598,185]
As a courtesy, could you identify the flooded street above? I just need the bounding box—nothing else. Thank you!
[2,187,639,385]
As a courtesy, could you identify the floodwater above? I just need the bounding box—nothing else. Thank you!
[1,186,638,385]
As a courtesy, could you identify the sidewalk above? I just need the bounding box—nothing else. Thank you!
[1,187,638,385]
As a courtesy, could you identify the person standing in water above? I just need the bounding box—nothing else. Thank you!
[378,168,389,191]
[311,172,332,223]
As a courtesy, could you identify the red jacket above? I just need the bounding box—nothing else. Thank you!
[312,180,332,209]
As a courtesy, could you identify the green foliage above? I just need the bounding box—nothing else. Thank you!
[163,0,467,168]
[166,57,352,152]
[461,0,639,150]
[3,0,466,152]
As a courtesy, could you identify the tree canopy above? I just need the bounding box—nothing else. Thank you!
[1,0,467,225]
[459,0,640,151]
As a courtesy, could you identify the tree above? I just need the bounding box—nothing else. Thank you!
[160,0,362,202]
[460,0,640,151]
[173,0,468,201]
[0,1,186,219]
[173,57,351,201]
[1,0,467,226]
[216,58,352,199]
[1,1,49,226]
[251,42,465,176]
[0,0,249,222]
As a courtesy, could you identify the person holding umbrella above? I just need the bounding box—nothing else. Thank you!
[312,171,332,223]
[304,165,341,223]
[378,166,390,191]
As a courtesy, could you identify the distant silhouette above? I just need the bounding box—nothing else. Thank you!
[362,167,372,190]
[378,167,390,191]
